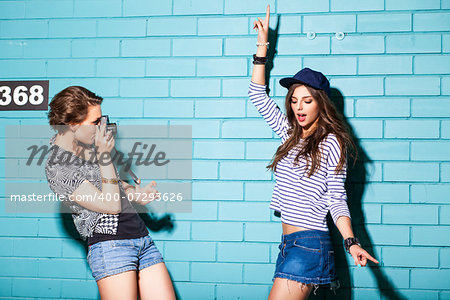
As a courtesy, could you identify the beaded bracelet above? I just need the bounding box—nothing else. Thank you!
[256,42,269,49]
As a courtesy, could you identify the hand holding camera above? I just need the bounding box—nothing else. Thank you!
[95,116,115,155]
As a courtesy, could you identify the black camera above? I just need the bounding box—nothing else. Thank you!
[100,115,117,136]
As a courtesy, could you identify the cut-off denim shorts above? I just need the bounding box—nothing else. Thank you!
[87,234,164,282]
[273,229,340,296]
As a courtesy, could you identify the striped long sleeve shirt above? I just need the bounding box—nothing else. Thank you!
[248,81,351,231]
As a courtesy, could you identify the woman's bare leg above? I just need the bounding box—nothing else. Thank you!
[97,270,138,300]
[138,262,176,300]
[268,278,313,300]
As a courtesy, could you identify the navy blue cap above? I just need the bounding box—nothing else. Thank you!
[279,67,330,97]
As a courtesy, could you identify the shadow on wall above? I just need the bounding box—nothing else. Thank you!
[266,15,406,300]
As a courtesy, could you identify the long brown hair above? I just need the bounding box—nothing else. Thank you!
[47,86,103,133]
[267,83,357,177]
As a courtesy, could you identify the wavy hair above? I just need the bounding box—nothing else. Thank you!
[267,83,357,177]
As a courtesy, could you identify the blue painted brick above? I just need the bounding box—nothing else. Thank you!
[244,222,281,242]
[412,226,450,246]
[223,78,253,97]
[384,162,439,182]
[61,239,86,259]
[218,242,269,262]
[51,78,119,97]
[0,218,38,236]
[123,0,172,16]
[356,98,410,117]
[277,15,302,34]
[0,20,47,38]
[358,56,412,75]
[12,278,61,298]
[48,59,95,77]
[224,0,275,14]
[244,182,275,201]
[444,0,450,9]
[173,38,222,56]
[49,20,96,38]
[366,225,409,245]
[362,183,409,203]
[412,98,450,117]
[0,237,13,256]
[0,277,12,297]
[386,0,440,10]
[97,59,145,77]
[219,202,270,221]
[443,77,450,95]
[173,0,223,15]
[0,257,38,276]
[330,0,384,11]
[386,34,441,53]
[246,141,279,159]
[193,181,243,200]
[197,58,248,77]
[98,19,147,37]
[198,17,248,35]
[0,59,46,78]
[220,161,272,180]
[195,99,245,118]
[444,34,450,52]
[444,121,450,138]
[243,263,274,284]
[0,40,22,58]
[358,13,411,32]
[385,120,439,138]
[411,141,450,161]
[121,38,171,57]
[385,290,439,300]
[148,17,197,36]
[385,76,440,96]
[38,218,73,238]
[277,0,329,13]
[175,200,218,220]
[192,222,243,241]
[353,267,409,288]
[413,12,450,32]
[164,241,216,261]
[441,248,450,268]
[191,161,219,180]
[216,284,268,300]
[360,141,409,161]
[225,37,256,55]
[411,184,450,204]
[147,58,195,76]
[14,237,62,257]
[60,280,98,299]
[192,263,243,284]
[25,0,73,18]
[440,206,450,225]
[151,221,191,241]
[175,282,215,300]
[361,203,381,223]
[222,120,272,138]
[170,119,220,138]
[120,79,169,97]
[415,55,450,74]
[165,261,190,281]
[444,164,450,182]
[332,36,384,54]
[0,1,25,19]
[194,141,245,159]
[171,79,221,97]
[353,289,381,299]
[74,0,121,17]
[331,77,383,96]
[410,269,450,289]
[304,56,356,75]
[383,204,438,225]
[102,99,143,118]
[304,15,356,33]
[23,39,71,58]
[347,120,383,138]
[144,99,193,118]
[38,258,87,278]
[277,36,330,55]
[72,39,120,58]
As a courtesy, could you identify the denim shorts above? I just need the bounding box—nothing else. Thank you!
[273,229,340,295]
[87,234,164,281]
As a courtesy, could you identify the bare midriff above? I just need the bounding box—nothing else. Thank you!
[282,222,311,235]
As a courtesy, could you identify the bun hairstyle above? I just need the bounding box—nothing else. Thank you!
[47,86,103,133]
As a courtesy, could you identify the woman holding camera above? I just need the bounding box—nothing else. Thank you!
[45,86,175,300]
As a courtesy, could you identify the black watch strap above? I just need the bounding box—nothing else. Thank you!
[344,237,361,254]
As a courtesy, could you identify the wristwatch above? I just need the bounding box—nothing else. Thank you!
[344,237,361,254]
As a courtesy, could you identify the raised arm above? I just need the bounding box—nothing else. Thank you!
[249,5,289,140]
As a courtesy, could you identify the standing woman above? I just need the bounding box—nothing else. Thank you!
[45,86,176,300]
[250,6,379,300]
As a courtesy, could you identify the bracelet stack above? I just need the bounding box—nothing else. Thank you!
[253,54,268,65]
[101,177,121,184]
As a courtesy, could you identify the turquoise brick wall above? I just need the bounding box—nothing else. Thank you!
[0,0,449,299]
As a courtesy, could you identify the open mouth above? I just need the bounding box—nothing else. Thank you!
[297,114,306,122]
